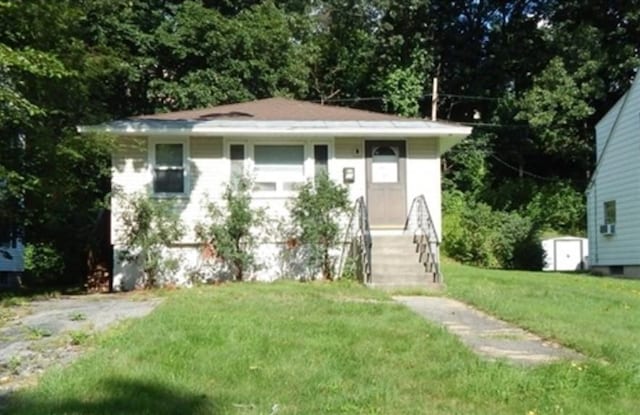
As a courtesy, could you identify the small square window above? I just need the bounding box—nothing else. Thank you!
[604,200,616,225]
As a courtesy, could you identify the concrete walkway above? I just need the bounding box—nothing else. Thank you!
[394,296,582,365]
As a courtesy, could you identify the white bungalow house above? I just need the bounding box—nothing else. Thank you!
[80,98,471,289]
[586,73,640,276]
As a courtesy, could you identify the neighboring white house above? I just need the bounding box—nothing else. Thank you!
[0,220,24,288]
[586,73,640,276]
[541,236,588,272]
[80,98,471,289]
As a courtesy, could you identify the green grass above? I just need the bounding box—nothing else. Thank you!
[443,261,640,364]
[6,279,640,414]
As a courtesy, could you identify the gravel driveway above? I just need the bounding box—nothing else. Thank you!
[0,294,162,401]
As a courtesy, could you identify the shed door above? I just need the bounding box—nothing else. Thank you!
[365,141,407,227]
[554,240,584,271]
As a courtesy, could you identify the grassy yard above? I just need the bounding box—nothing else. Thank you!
[444,261,640,365]
[5,273,640,414]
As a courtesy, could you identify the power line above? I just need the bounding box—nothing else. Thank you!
[488,153,557,181]
[316,92,504,104]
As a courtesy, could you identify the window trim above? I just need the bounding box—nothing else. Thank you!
[604,200,616,225]
[224,138,334,197]
[148,137,189,197]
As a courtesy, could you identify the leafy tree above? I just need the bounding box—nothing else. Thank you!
[195,178,265,281]
[289,174,350,280]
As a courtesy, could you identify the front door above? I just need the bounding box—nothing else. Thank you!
[365,140,407,228]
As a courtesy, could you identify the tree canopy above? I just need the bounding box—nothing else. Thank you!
[1,0,638,282]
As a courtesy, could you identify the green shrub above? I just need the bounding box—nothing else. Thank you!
[118,194,184,288]
[195,177,264,281]
[523,181,585,235]
[443,190,544,270]
[289,174,350,280]
[24,243,65,285]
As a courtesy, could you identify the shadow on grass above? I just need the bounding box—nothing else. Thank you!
[5,377,216,415]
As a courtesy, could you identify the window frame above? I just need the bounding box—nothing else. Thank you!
[149,137,189,197]
[224,138,334,197]
[604,200,616,225]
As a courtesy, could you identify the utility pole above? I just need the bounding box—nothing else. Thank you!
[431,77,438,121]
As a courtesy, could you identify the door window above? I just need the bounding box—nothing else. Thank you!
[371,145,399,183]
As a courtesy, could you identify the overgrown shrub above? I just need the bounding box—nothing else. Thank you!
[482,178,585,235]
[442,190,544,269]
[523,181,585,236]
[289,174,350,280]
[24,243,65,285]
[118,194,184,288]
[195,177,264,281]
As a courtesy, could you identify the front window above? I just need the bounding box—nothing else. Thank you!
[153,143,185,194]
[254,144,305,192]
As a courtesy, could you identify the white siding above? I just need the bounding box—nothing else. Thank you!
[595,96,624,160]
[178,137,225,241]
[589,75,640,266]
[406,138,442,236]
[111,136,149,244]
[334,137,366,203]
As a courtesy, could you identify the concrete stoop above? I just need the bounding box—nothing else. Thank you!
[369,234,436,289]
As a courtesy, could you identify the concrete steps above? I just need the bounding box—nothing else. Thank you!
[369,235,437,289]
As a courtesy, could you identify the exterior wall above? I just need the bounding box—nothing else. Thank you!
[590,265,640,278]
[407,137,441,236]
[0,239,24,273]
[110,134,443,289]
[594,96,624,160]
[334,137,366,204]
[588,76,640,267]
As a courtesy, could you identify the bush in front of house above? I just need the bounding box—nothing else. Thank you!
[195,177,265,282]
[118,194,184,288]
[289,173,351,280]
[24,242,65,285]
[443,190,544,270]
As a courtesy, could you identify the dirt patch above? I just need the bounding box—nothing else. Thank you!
[0,294,162,401]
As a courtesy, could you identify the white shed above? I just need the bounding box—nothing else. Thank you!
[542,237,588,272]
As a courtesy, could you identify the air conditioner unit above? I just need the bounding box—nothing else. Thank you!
[600,224,615,235]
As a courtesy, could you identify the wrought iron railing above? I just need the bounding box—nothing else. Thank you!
[404,195,442,283]
[337,197,372,283]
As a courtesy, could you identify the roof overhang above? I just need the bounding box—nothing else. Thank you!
[78,119,472,152]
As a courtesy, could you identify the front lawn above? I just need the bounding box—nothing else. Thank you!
[444,261,640,364]
[6,278,640,414]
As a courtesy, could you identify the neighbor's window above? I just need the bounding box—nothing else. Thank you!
[254,144,305,192]
[604,200,616,224]
[153,143,185,194]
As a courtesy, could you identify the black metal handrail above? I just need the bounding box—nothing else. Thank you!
[337,196,372,283]
[404,195,442,283]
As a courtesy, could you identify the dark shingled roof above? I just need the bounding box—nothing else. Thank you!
[132,97,415,122]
